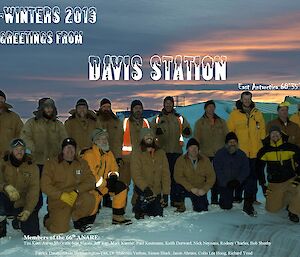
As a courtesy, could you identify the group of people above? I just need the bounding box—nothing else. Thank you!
[0,89,300,238]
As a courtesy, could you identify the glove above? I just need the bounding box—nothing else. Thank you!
[292,176,300,187]
[156,128,164,135]
[107,174,118,192]
[227,179,240,189]
[116,158,123,167]
[4,185,20,202]
[60,191,78,207]
[17,210,31,222]
[261,184,268,197]
[160,194,168,208]
[182,127,191,136]
[144,187,155,201]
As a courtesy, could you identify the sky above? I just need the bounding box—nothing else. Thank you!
[0,0,299,117]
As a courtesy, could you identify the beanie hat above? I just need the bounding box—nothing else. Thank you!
[100,98,111,107]
[76,98,88,108]
[140,128,154,141]
[268,126,281,134]
[164,96,174,104]
[62,138,77,149]
[204,100,216,109]
[225,132,238,144]
[10,138,26,149]
[131,100,143,111]
[0,90,6,100]
[277,101,290,111]
[91,128,108,142]
[186,138,199,150]
[40,98,55,109]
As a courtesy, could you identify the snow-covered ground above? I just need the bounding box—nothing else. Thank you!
[1,187,300,257]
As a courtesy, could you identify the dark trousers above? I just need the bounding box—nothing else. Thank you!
[236,158,258,201]
[0,192,40,236]
[175,184,209,212]
[134,186,163,217]
[219,187,235,209]
[37,164,44,210]
[166,153,181,203]
[209,157,219,202]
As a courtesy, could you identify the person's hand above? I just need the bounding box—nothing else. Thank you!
[292,176,300,187]
[4,185,20,201]
[197,189,206,196]
[191,188,199,195]
[107,173,118,192]
[60,191,78,207]
[17,210,31,222]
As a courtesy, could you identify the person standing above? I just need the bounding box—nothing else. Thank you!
[151,96,192,207]
[0,90,23,158]
[267,102,300,147]
[194,100,228,204]
[290,103,300,127]
[21,98,67,209]
[227,91,266,216]
[65,99,97,153]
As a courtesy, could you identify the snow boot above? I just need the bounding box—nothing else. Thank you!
[79,224,92,233]
[174,202,186,213]
[288,212,299,223]
[0,217,7,238]
[243,198,257,217]
[112,215,132,225]
[12,218,21,230]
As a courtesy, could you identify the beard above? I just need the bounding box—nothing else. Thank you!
[141,139,155,148]
[99,109,113,120]
[43,111,54,120]
[226,144,238,154]
[97,143,110,152]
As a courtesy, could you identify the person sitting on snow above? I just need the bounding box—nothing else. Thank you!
[82,128,131,225]
[257,126,300,223]
[0,138,40,237]
[213,132,250,212]
[173,138,216,212]
[131,128,171,219]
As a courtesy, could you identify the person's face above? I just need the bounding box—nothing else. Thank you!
[101,103,111,113]
[63,145,76,161]
[44,106,54,116]
[278,107,288,120]
[132,105,143,119]
[0,96,5,103]
[76,105,88,118]
[143,134,154,145]
[241,95,252,108]
[12,146,25,161]
[270,131,281,143]
[188,145,199,158]
[227,139,238,153]
[95,135,109,151]
[205,104,215,116]
[164,100,174,113]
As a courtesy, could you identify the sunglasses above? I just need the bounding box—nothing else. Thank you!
[11,139,26,148]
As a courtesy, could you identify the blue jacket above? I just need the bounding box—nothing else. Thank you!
[213,147,250,187]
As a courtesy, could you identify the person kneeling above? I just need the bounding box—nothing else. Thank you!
[41,138,97,233]
[257,126,300,223]
[131,128,171,219]
[213,132,250,212]
[83,129,131,225]
[0,139,40,238]
[173,138,216,212]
